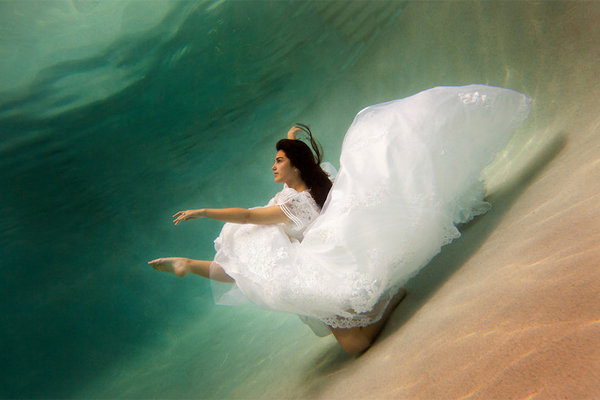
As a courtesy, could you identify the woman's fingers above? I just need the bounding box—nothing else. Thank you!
[172,209,203,225]
[173,211,186,225]
[287,126,300,139]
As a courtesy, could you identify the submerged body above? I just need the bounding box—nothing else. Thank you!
[150,84,532,352]
[211,85,531,328]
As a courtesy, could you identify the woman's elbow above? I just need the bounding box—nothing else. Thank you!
[241,209,253,224]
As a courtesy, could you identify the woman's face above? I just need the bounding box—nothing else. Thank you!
[272,150,298,184]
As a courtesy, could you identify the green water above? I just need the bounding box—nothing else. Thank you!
[1,1,597,398]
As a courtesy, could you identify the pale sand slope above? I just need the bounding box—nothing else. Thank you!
[303,3,600,400]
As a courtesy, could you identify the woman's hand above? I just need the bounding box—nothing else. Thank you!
[287,126,302,140]
[173,209,206,225]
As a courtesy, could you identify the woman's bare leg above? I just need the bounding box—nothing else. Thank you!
[148,257,234,283]
[330,288,407,355]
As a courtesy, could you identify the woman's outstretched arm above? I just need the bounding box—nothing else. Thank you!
[173,205,289,226]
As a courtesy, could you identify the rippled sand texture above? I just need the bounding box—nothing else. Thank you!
[304,2,600,399]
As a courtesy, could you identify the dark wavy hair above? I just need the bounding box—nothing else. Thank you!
[276,124,332,208]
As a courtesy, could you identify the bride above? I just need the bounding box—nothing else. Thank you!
[149,85,531,355]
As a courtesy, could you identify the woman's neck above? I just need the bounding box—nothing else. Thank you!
[286,178,308,193]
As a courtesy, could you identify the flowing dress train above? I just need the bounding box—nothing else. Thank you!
[210,84,532,334]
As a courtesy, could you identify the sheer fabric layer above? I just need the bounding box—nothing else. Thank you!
[212,85,532,330]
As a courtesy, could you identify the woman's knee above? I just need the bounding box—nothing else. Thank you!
[210,263,235,283]
[332,329,372,355]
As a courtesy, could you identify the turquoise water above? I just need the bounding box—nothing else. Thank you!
[1,1,595,398]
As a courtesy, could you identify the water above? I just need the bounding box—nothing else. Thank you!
[1,1,597,398]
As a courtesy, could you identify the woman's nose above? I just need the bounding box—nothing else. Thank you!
[272,163,276,170]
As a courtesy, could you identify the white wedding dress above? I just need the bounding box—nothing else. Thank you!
[210,85,531,335]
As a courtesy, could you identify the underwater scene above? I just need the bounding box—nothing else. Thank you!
[2,1,599,399]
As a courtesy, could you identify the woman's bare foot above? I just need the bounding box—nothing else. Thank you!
[148,257,190,277]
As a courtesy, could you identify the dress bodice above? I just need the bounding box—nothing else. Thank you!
[267,186,320,241]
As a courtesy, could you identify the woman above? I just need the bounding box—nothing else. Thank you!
[149,84,532,355]
[149,124,393,354]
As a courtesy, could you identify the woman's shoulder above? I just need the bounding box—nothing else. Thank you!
[275,184,296,200]
[276,186,320,228]
[276,185,318,208]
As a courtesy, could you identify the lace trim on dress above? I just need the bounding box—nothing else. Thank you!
[318,286,401,329]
